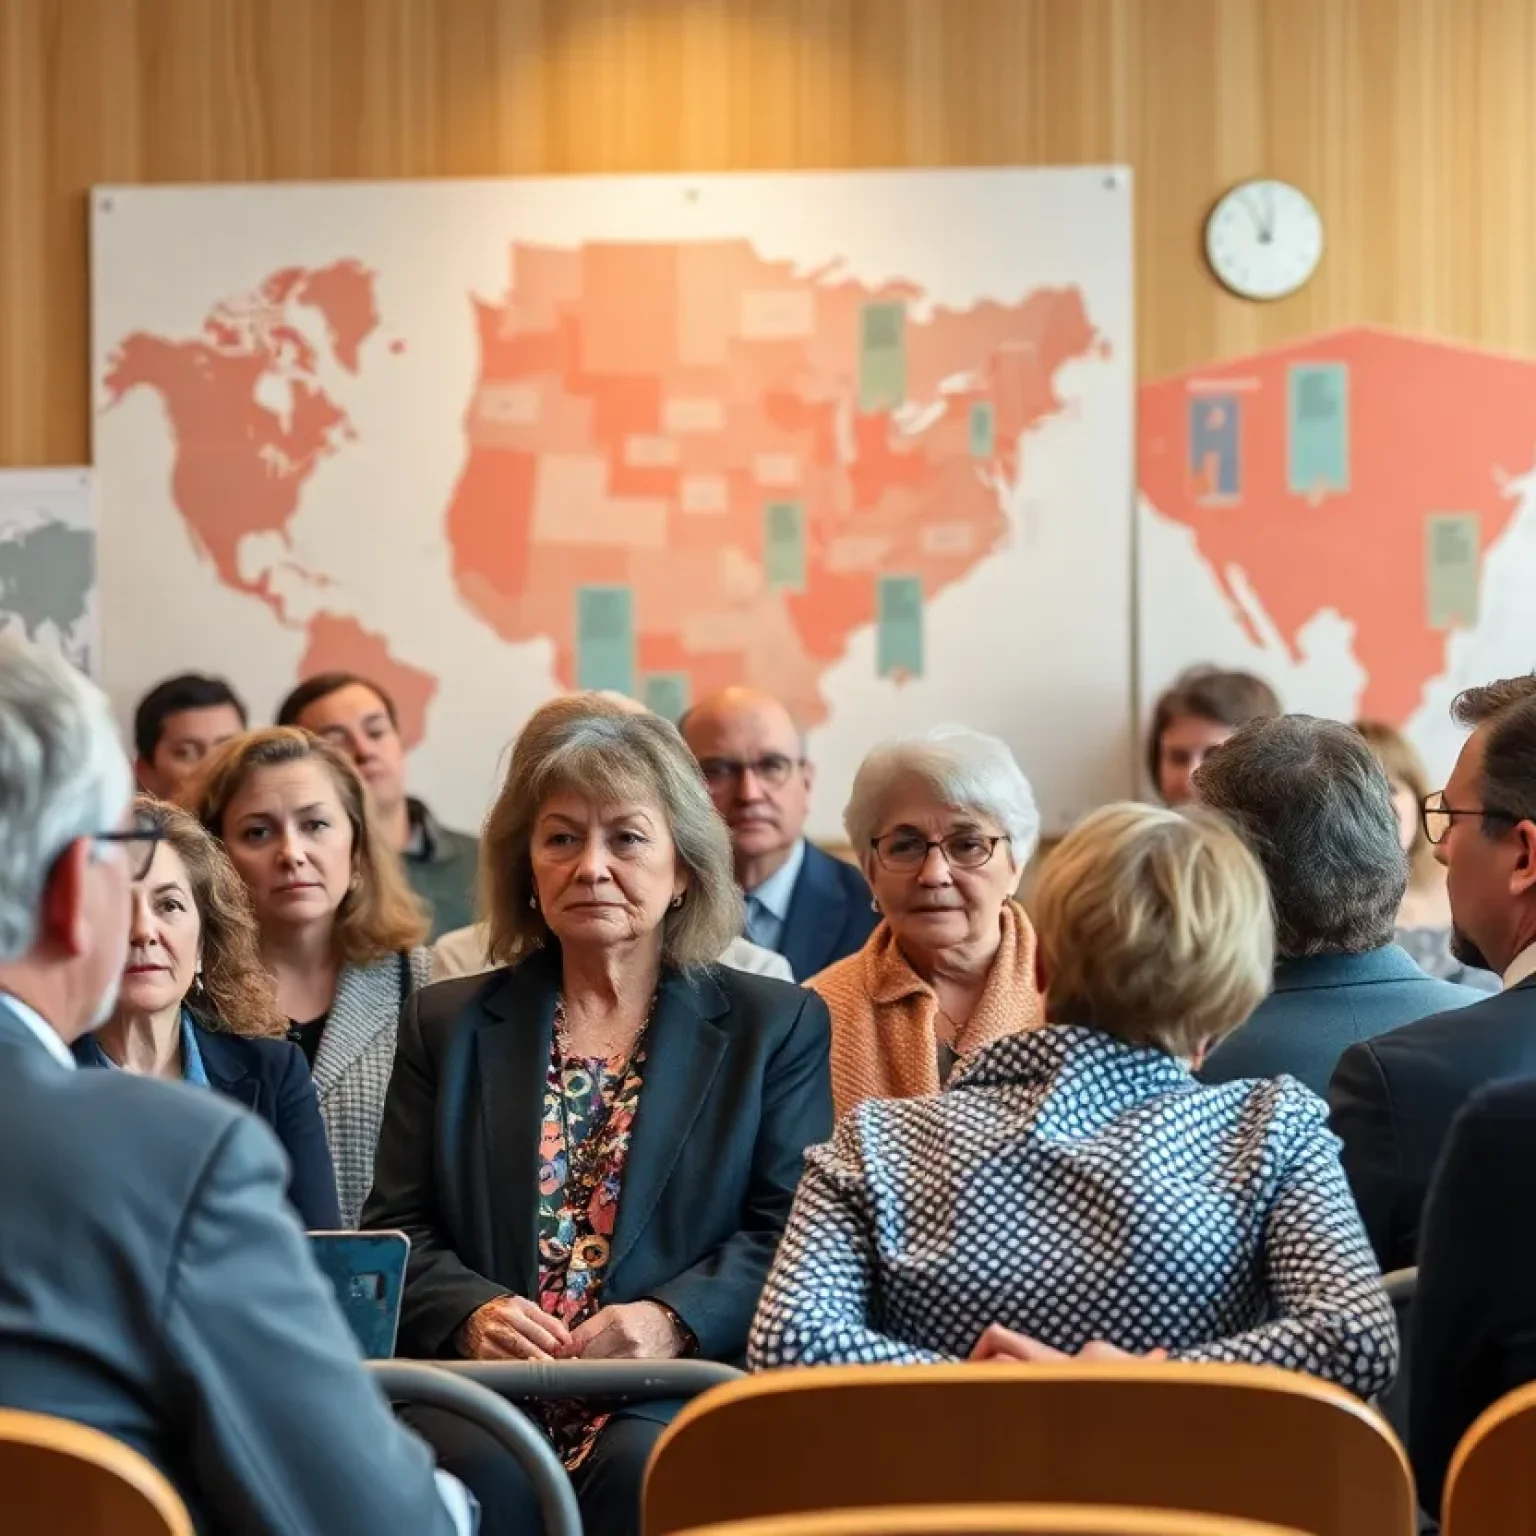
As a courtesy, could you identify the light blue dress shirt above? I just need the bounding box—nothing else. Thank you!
[743,838,807,961]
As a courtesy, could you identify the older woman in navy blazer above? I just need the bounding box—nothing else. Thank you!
[76,796,339,1230]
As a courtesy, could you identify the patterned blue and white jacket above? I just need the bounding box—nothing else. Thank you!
[749,1024,1397,1398]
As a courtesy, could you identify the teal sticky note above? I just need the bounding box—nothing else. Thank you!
[1288,363,1349,495]
[642,672,690,722]
[1426,513,1482,630]
[858,301,906,413]
[969,401,995,457]
[764,501,806,592]
[876,575,924,679]
[576,586,635,694]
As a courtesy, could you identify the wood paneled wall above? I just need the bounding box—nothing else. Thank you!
[4,0,1536,466]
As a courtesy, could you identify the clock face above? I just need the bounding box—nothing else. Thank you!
[1204,180,1324,301]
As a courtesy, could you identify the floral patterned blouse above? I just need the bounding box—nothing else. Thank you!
[534,1013,647,1469]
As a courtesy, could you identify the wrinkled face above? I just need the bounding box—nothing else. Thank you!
[683,702,812,868]
[221,762,356,934]
[1158,715,1236,806]
[294,684,407,817]
[865,777,1017,955]
[530,791,688,952]
[140,704,244,799]
[119,841,200,1016]
[1437,728,1521,972]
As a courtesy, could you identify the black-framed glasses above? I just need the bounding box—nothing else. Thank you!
[1420,791,1523,847]
[871,831,1003,873]
[697,754,804,791]
[93,810,163,880]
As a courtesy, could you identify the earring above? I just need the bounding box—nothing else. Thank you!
[671,894,684,910]
[871,897,880,914]
[529,894,539,911]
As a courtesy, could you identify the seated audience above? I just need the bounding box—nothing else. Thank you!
[364,694,832,1536]
[1409,1077,1536,1517]
[432,918,792,983]
[808,725,1042,1115]
[0,636,470,1535]
[278,672,478,937]
[1195,716,1481,1096]
[751,801,1397,1401]
[132,672,246,800]
[1146,665,1279,805]
[1356,718,1499,990]
[1331,677,1536,1271]
[680,688,875,979]
[192,728,431,1228]
[75,795,340,1229]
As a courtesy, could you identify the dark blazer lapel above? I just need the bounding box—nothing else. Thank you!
[473,954,558,1299]
[610,966,730,1278]
[780,845,846,982]
[195,1027,260,1111]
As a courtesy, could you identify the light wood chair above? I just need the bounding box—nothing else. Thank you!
[676,1507,1310,1536]
[1441,1378,1536,1533]
[0,1409,193,1535]
[643,1363,1416,1536]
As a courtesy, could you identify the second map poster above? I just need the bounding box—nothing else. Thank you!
[91,169,1134,837]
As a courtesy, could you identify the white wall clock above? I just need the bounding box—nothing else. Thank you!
[1204,179,1324,301]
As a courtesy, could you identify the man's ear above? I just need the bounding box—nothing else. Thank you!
[133,757,154,794]
[41,837,92,960]
[1511,820,1536,898]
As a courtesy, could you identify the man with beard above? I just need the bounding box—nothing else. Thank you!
[1330,676,1536,1272]
[681,688,875,981]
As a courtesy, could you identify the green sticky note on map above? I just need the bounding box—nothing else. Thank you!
[877,575,924,679]
[576,586,635,695]
[642,672,690,723]
[764,501,806,592]
[858,301,907,414]
[969,401,995,458]
[1287,363,1350,496]
[1426,513,1482,630]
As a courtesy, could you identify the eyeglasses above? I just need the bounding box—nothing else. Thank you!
[92,809,163,880]
[871,831,1003,873]
[697,755,804,791]
[1420,791,1523,847]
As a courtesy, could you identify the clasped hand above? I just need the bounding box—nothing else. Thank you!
[969,1323,1168,1364]
[458,1295,684,1362]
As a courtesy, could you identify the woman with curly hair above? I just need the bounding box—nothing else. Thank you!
[76,794,341,1229]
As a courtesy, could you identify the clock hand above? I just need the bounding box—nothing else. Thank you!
[1260,186,1276,244]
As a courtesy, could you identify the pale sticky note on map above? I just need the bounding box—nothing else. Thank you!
[1287,363,1350,496]
[576,586,635,695]
[764,501,806,592]
[969,401,995,458]
[826,535,890,572]
[475,382,541,426]
[859,301,907,414]
[877,574,924,679]
[662,398,726,434]
[625,435,680,468]
[754,454,800,487]
[740,288,816,341]
[642,672,691,722]
[1426,513,1482,630]
[921,523,976,557]
[681,475,729,514]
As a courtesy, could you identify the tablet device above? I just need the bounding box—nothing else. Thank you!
[308,1230,410,1360]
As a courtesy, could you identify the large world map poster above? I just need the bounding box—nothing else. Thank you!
[91,170,1135,837]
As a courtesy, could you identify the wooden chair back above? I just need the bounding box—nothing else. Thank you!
[643,1363,1415,1536]
[1442,1378,1536,1534]
[675,1507,1312,1536]
[0,1409,192,1535]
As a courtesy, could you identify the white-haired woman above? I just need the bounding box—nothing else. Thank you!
[364,694,832,1536]
[808,725,1042,1115]
[752,803,1398,1400]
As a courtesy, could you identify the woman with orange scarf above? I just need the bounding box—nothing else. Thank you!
[808,726,1043,1115]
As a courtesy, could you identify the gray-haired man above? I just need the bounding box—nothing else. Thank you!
[0,636,472,1535]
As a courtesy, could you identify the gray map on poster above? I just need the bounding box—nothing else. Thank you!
[0,470,97,675]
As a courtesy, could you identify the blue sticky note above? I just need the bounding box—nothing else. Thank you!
[969,401,995,458]
[576,586,634,695]
[1188,392,1242,503]
[642,672,691,722]
[764,501,806,592]
[876,575,924,679]
[1288,363,1349,495]
[858,301,907,414]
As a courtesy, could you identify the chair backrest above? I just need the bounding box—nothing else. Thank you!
[643,1363,1416,1536]
[1442,1378,1536,1533]
[677,1508,1311,1536]
[0,1409,192,1536]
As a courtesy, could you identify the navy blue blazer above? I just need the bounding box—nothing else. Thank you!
[1329,976,1536,1271]
[74,1024,341,1231]
[1200,945,1482,1098]
[361,945,833,1389]
[780,842,878,983]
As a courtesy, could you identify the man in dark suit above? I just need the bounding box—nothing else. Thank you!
[1194,715,1480,1097]
[682,688,875,980]
[0,637,470,1535]
[1330,676,1536,1272]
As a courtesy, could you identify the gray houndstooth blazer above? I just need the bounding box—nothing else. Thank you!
[313,947,433,1229]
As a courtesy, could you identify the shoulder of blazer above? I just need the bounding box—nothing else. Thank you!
[1367,983,1536,1074]
[697,961,823,1042]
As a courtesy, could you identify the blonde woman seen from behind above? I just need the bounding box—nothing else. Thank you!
[752,802,1397,1399]
[809,726,1042,1115]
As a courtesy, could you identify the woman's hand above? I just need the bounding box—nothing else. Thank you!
[457,1296,573,1361]
[567,1300,686,1360]
[968,1323,1167,1364]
